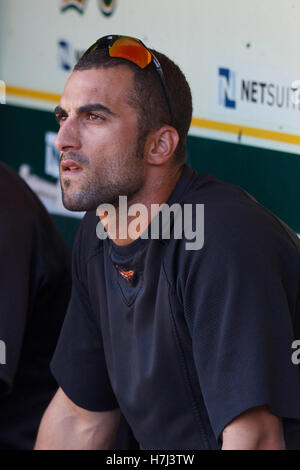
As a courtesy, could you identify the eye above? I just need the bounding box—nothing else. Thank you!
[55,114,67,124]
[88,113,103,121]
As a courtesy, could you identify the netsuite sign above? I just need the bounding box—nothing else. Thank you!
[216,65,300,128]
[218,68,236,109]
[58,40,85,72]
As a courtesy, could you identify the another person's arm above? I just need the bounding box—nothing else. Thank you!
[221,405,285,450]
[35,387,120,450]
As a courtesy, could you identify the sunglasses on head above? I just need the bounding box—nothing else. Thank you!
[83,35,174,126]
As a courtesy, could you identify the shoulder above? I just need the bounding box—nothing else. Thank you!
[0,162,42,213]
[0,162,67,248]
[0,164,71,278]
[72,210,103,277]
[164,174,300,284]
[75,210,102,252]
[179,172,298,249]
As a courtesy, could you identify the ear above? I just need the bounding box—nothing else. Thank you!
[144,126,179,165]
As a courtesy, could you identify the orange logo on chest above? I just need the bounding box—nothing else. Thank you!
[117,266,134,282]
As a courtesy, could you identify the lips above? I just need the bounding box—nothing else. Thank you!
[61,159,83,172]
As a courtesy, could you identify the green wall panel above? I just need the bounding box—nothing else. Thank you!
[0,104,81,250]
[187,135,300,233]
[1,104,300,251]
[0,104,58,177]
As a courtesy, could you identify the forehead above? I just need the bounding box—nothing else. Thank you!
[60,66,135,110]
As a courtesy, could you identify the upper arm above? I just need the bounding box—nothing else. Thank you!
[182,201,300,443]
[221,405,285,450]
[35,387,121,449]
[50,217,118,413]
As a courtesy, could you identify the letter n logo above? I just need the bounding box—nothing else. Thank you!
[218,68,236,109]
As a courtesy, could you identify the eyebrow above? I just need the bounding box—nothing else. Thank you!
[54,103,117,117]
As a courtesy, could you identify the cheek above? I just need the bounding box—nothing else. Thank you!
[93,128,138,156]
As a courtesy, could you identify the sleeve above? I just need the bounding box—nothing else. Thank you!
[182,201,300,443]
[50,220,119,412]
[0,210,34,394]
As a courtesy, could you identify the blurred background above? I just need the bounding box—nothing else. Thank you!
[1,0,300,249]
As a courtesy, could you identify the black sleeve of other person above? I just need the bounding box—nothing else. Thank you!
[0,162,71,449]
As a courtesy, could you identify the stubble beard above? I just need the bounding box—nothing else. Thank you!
[60,148,145,212]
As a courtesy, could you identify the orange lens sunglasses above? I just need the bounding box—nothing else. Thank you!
[83,35,174,126]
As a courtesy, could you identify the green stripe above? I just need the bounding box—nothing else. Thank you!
[187,135,300,233]
[1,104,299,245]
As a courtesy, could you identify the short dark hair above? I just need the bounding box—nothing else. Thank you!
[74,42,193,165]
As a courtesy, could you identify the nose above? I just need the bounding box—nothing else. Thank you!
[55,117,81,153]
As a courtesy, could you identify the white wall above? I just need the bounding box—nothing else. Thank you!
[1,0,300,152]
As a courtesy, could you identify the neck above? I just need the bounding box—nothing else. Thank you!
[98,164,184,246]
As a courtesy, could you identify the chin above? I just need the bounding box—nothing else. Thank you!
[62,200,83,212]
[62,190,99,212]
[62,193,84,211]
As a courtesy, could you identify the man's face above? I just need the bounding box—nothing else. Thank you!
[55,66,145,211]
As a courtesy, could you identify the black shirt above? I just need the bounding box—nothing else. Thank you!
[52,164,300,449]
[0,163,71,449]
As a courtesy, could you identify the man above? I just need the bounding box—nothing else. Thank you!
[0,162,71,449]
[35,35,300,450]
